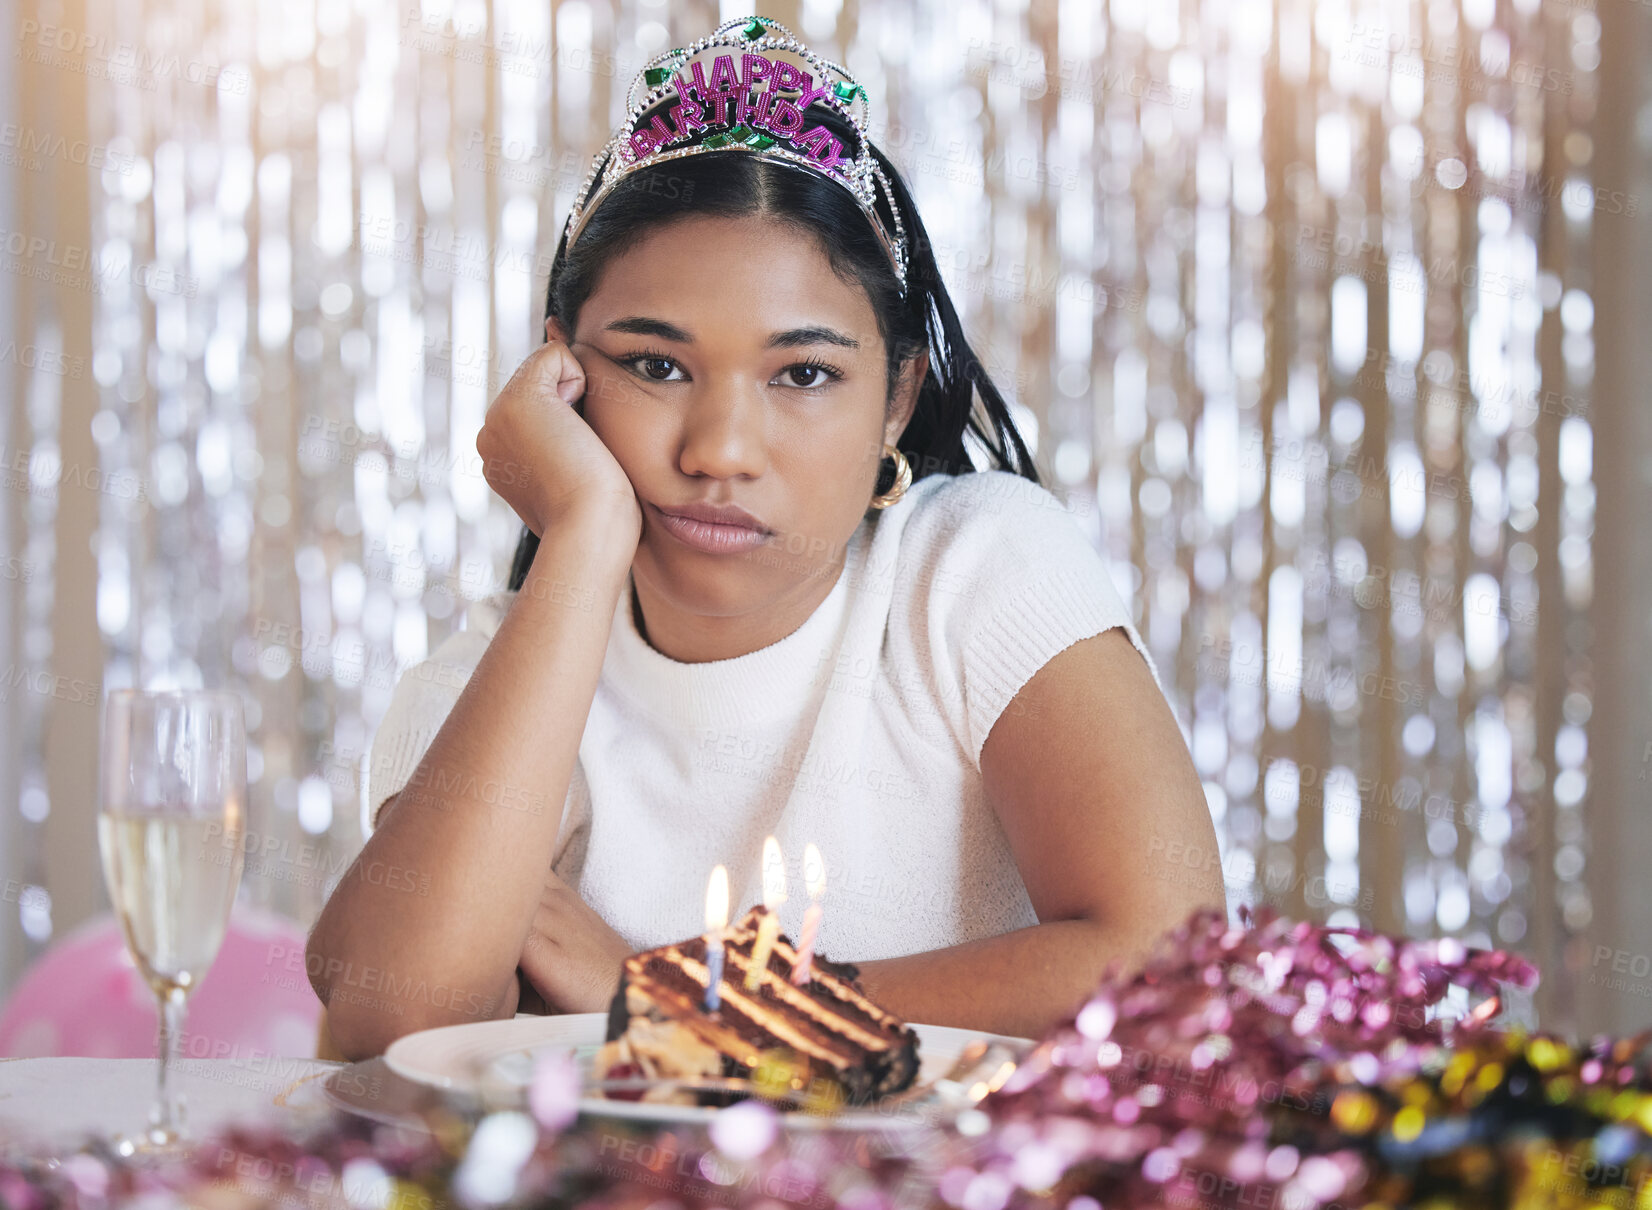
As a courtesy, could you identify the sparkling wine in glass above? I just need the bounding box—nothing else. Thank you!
[97,688,247,1155]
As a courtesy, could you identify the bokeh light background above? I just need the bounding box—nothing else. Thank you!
[2,0,1650,1039]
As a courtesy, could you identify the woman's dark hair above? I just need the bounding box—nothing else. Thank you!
[507,101,1041,592]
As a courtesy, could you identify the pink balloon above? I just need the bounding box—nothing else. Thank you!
[0,906,322,1059]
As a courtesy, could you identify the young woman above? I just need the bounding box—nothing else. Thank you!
[307,17,1223,1062]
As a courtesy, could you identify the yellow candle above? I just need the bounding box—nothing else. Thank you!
[744,837,787,991]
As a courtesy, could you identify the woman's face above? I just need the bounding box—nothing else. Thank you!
[552,214,925,649]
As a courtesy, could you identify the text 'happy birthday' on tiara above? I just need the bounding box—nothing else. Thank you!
[624,51,862,180]
[562,16,909,296]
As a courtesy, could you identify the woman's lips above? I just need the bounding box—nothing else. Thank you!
[649,503,772,554]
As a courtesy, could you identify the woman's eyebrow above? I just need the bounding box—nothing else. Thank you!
[766,325,860,351]
[604,316,693,342]
[602,316,859,351]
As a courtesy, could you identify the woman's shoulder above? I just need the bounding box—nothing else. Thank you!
[879,469,1148,766]
[896,469,1101,561]
[880,467,1121,635]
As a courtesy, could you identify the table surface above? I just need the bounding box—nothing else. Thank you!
[0,1057,354,1153]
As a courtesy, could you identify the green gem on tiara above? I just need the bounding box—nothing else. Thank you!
[745,131,777,149]
[644,49,688,88]
[725,124,754,141]
[702,133,733,149]
[741,18,767,39]
[832,80,860,102]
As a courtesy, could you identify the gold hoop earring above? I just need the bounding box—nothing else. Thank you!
[869,444,912,510]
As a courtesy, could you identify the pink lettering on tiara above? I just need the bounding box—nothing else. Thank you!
[794,77,832,111]
[770,60,802,92]
[624,47,853,177]
[791,125,848,176]
[628,114,677,159]
[673,53,828,111]
[734,87,773,128]
[704,88,736,125]
[706,54,739,93]
[671,59,709,102]
[740,53,774,89]
[765,97,805,138]
[671,99,708,139]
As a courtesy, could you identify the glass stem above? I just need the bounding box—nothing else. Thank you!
[151,987,187,1141]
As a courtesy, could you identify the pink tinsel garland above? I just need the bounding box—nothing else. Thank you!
[13,907,1652,1210]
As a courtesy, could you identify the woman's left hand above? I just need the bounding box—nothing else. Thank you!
[518,870,635,1014]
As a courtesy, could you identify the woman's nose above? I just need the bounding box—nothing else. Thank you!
[676,386,769,479]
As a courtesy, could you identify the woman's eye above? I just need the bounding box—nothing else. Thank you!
[777,363,840,389]
[617,352,687,380]
[626,356,684,382]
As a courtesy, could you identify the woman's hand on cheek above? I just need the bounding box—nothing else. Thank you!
[518,870,636,1014]
[478,326,643,541]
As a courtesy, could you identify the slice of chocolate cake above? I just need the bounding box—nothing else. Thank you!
[594,905,920,1107]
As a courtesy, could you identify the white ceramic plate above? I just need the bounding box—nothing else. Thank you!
[383,1012,1030,1129]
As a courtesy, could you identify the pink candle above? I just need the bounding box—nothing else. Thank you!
[790,843,827,986]
[790,902,823,985]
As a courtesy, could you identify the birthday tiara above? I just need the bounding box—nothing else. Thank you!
[559,15,909,298]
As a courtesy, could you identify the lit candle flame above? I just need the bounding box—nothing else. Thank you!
[804,842,826,900]
[705,864,729,932]
[761,836,787,908]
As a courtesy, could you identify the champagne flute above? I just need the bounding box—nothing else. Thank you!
[97,688,247,1155]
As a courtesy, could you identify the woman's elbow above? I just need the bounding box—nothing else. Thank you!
[319,1002,402,1063]
[307,953,522,1062]
[304,919,403,1060]
[310,977,485,1063]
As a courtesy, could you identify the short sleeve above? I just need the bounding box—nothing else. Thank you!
[908,472,1162,770]
[363,593,510,834]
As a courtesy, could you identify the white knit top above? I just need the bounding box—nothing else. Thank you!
[365,469,1160,964]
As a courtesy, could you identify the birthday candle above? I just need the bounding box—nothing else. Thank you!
[744,837,787,991]
[703,865,729,1012]
[790,843,827,986]
[704,943,725,1012]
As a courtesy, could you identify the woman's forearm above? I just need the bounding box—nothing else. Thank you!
[851,915,1176,1040]
[307,508,636,1060]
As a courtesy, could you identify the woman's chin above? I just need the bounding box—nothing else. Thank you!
[634,549,764,614]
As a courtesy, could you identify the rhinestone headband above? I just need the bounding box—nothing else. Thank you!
[558,15,909,298]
